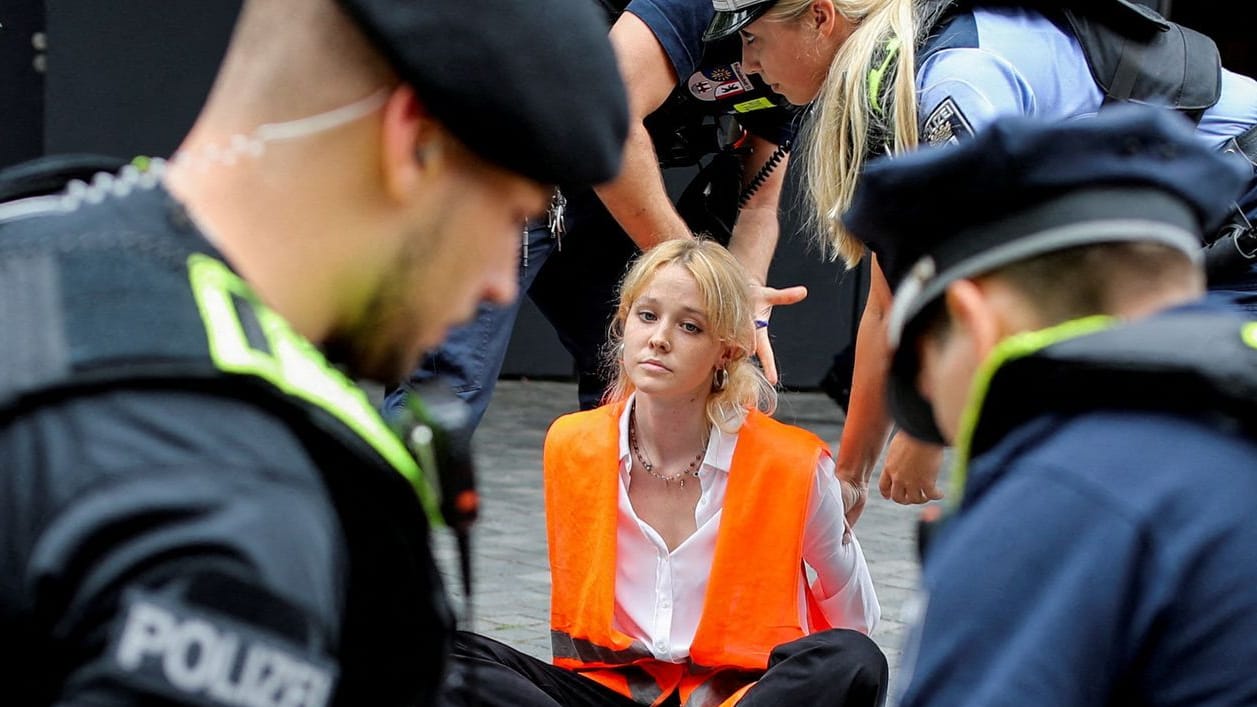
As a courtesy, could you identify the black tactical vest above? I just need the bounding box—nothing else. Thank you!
[0,186,453,704]
[919,0,1221,122]
[971,312,1257,461]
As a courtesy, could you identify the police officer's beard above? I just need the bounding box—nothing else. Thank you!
[322,236,430,384]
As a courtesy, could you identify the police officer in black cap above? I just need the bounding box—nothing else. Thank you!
[842,105,1257,705]
[0,1,626,705]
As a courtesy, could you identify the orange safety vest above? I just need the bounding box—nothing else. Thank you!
[544,402,832,707]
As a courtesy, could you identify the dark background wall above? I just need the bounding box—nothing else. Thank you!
[0,1,1252,391]
[0,0,865,391]
[42,2,241,158]
[0,0,44,167]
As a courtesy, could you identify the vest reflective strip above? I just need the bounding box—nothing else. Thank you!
[949,314,1116,504]
[185,253,442,526]
[547,406,820,705]
[577,665,668,707]
[550,629,654,666]
[683,672,756,707]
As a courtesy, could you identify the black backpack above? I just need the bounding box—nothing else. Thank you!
[922,0,1221,121]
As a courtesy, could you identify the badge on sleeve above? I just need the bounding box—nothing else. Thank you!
[922,97,974,147]
[688,63,755,102]
[107,590,337,707]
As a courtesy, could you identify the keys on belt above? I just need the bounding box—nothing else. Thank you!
[1220,208,1257,260]
[522,188,567,271]
[547,188,567,248]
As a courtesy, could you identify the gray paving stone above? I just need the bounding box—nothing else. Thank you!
[432,379,934,703]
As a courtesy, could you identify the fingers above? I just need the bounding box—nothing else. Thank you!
[889,480,945,505]
[879,468,894,499]
[838,477,867,528]
[747,283,805,385]
[844,501,865,528]
[755,328,779,385]
[759,284,808,307]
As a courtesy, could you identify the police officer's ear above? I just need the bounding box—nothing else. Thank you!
[942,276,1041,357]
[810,0,839,35]
[378,83,447,203]
[939,278,1003,359]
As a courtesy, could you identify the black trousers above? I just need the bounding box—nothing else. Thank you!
[438,629,888,707]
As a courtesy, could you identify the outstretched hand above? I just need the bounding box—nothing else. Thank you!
[751,283,808,385]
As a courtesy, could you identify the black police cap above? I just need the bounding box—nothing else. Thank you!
[841,105,1251,444]
[704,0,777,42]
[338,0,629,186]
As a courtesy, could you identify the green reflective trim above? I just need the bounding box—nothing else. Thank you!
[186,254,443,527]
[1243,322,1257,351]
[948,315,1116,505]
[733,97,776,113]
[866,37,901,116]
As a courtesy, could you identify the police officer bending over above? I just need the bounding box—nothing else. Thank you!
[841,106,1257,705]
[0,0,627,705]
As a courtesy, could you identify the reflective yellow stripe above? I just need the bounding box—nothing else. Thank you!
[866,36,901,116]
[1243,322,1257,350]
[949,315,1116,505]
[732,97,776,113]
[186,253,443,526]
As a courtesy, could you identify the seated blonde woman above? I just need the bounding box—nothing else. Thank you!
[441,238,884,707]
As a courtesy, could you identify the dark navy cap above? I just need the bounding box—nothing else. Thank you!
[338,0,628,186]
[841,105,1252,444]
[704,0,777,42]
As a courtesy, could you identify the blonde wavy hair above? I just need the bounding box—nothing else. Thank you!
[767,0,933,266]
[603,239,777,432]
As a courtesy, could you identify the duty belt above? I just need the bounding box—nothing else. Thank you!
[1208,124,1257,272]
[1224,123,1257,170]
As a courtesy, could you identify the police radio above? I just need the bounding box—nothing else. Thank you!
[393,379,479,531]
[387,379,479,606]
[388,378,482,704]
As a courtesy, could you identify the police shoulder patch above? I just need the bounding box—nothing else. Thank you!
[922,97,975,147]
[687,62,755,102]
[107,590,337,707]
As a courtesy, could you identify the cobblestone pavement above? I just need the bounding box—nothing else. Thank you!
[431,379,940,702]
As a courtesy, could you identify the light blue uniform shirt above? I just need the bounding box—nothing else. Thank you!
[916,7,1257,151]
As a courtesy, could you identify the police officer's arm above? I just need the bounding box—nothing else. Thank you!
[40,475,343,706]
[596,11,692,249]
[835,48,1032,517]
[835,258,943,524]
[600,12,805,383]
[731,133,808,384]
[727,133,785,282]
[845,56,1045,515]
[10,393,344,706]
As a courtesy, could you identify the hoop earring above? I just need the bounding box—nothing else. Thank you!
[712,367,728,392]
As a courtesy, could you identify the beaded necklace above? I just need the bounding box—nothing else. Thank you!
[628,406,707,488]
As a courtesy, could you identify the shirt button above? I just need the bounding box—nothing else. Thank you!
[656,641,667,651]
[661,599,671,609]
